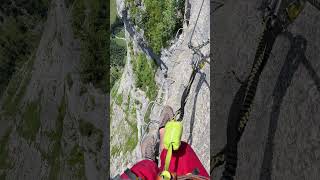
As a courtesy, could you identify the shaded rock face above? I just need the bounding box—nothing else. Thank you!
[0,0,108,179]
[212,0,320,179]
[110,0,210,177]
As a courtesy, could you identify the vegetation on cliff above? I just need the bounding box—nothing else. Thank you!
[0,0,49,96]
[71,0,108,92]
[126,0,185,54]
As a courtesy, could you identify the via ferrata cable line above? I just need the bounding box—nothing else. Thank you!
[210,0,311,179]
[174,0,209,121]
[160,39,209,180]
[140,0,209,148]
[160,1,210,178]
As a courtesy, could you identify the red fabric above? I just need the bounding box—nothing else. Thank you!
[120,159,158,180]
[159,141,209,177]
[120,141,209,179]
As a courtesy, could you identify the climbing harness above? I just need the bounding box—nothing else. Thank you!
[157,173,209,180]
[124,169,141,180]
[210,0,315,179]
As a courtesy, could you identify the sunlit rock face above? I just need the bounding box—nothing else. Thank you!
[110,0,210,177]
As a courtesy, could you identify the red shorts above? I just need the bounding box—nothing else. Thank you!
[120,141,209,179]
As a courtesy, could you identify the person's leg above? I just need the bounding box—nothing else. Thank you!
[119,133,159,179]
[159,141,209,177]
[158,106,174,152]
[116,105,174,179]
[119,159,158,179]
[159,128,165,152]
[158,106,209,178]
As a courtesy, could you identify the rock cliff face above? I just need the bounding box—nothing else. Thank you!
[0,0,108,179]
[110,0,210,177]
[0,0,210,179]
[212,0,320,179]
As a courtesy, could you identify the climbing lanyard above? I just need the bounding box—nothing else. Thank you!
[159,0,210,179]
[210,0,307,179]
[160,52,207,180]
[175,64,200,121]
[160,30,209,180]
[157,174,209,180]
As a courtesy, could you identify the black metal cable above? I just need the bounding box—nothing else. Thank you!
[178,68,198,121]
[210,18,283,178]
[175,0,209,122]
[308,0,320,10]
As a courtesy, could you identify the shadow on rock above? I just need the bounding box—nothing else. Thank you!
[259,32,320,180]
[121,9,168,73]
[187,71,210,145]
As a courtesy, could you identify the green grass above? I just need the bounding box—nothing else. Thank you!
[115,92,123,106]
[68,145,85,178]
[124,93,131,121]
[79,119,95,137]
[68,145,84,166]
[114,29,126,47]
[123,96,138,153]
[110,25,126,88]
[110,56,125,87]
[110,0,117,26]
[66,73,73,90]
[17,99,41,142]
[128,40,133,53]
[65,0,76,8]
[0,173,6,179]
[111,120,138,155]
[132,53,158,100]
[71,0,108,92]
[47,96,66,180]
[124,119,138,153]
[124,123,138,153]
[68,146,83,166]
[110,0,126,89]
[125,0,185,54]
[0,1,48,95]
[110,93,138,155]
[144,103,152,123]
[111,146,121,156]
[2,54,34,116]
[0,128,12,170]
[110,38,126,60]
[71,0,86,37]
[79,119,103,149]
[117,28,125,38]
[114,37,126,47]
[111,80,120,98]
